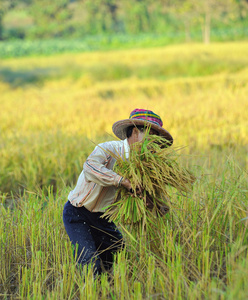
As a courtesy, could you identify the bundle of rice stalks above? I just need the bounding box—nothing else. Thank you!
[103,134,195,230]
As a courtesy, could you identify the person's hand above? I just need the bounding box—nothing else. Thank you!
[121,179,142,195]
[145,193,154,210]
[121,178,133,192]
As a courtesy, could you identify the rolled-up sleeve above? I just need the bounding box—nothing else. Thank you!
[83,143,123,187]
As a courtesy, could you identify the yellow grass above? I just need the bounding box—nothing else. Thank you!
[1,41,248,299]
[1,42,248,149]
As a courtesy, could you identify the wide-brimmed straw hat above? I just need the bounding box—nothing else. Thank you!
[112,108,173,145]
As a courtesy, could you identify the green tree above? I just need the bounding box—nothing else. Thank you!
[81,0,121,34]
[172,0,236,44]
[29,0,73,38]
[122,0,151,33]
[0,9,3,40]
[198,0,235,44]
[169,0,198,42]
[235,0,248,20]
[104,0,119,30]
[0,0,18,40]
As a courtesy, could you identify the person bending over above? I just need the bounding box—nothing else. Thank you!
[63,108,173,274]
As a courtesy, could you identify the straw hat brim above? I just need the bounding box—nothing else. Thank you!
[112,119,173,145]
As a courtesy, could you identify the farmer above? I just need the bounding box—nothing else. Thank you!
[63,108,173,274]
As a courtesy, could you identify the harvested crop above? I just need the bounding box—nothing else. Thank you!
[103,133,195,231]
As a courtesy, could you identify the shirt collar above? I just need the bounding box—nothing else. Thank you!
[123,138,130,159]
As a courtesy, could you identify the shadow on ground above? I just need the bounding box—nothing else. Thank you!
[0,67,61,87]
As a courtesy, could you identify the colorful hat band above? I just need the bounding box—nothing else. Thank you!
[129,109,163,127]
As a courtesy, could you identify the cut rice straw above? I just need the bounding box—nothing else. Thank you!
[103,132,196,233]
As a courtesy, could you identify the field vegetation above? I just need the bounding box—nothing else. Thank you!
[1,42,248,299]
[2,0,248,42]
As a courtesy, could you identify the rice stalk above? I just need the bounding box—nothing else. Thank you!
[103,134,195,235]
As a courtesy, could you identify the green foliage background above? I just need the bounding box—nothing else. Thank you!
[1,0,248,43]
[1,0,248,297]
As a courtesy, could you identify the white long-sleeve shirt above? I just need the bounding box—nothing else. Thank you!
[68,139,130,212]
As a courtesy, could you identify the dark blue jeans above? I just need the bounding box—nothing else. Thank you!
[63,201,123,274]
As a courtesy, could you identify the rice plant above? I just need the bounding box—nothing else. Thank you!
[1,42,248,299]
[103,134,195,231]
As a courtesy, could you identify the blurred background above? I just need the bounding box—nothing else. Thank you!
[0,0,248,56]
[0,0,248,194]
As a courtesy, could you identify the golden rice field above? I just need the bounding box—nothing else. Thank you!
[1,42,248,299]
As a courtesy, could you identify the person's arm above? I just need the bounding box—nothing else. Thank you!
[84,142,133,192]
[120,178,132,191]
[84,143,123,187]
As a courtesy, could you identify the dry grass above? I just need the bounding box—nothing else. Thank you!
[104,134,195,227]
[0,42,248,299]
